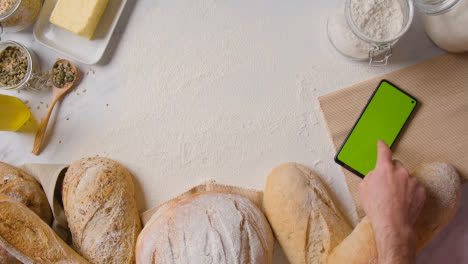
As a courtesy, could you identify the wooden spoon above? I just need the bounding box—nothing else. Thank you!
[32,59,78,155]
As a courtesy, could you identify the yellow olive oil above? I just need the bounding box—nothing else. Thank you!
[0,94,31,131]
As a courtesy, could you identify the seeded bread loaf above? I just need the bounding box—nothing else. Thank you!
[63,157,142,264]
[0,161,52,263]
[263,163,352,264]
[328,162,462,263]
[0,194,89,264]
[136,191,274,264]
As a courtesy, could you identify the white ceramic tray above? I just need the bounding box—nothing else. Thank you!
[34,0,127,64]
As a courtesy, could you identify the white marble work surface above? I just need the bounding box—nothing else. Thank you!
[0,0,466,263]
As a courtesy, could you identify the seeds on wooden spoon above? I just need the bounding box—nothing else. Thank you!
[52,61,75,88]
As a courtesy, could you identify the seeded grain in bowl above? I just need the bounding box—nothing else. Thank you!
[0,46,28,86]
[0,0,42,32]
[0,0,16,15]
[52,61,75,88]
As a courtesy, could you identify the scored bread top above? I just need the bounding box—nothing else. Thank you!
[0,161,53,263]
[0,161,52,224]
[0,194,89,264]
[63,157,142,264]
[136,191,274,264]
[263,162,352,264]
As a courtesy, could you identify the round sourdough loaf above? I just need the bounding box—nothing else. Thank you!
[0,162,52,264]
[412,162,461,251]
[63,157,142,264]
[263,163,352,264]
[328,162,462,264]
[136,191,274,264]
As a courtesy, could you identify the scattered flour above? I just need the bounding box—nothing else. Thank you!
[1,0,405,243]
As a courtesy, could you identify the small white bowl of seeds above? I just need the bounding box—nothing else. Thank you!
[0,40,41,90]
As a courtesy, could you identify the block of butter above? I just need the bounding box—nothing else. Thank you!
[50,0,109,39]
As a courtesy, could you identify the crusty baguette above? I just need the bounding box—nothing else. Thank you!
[63,157,142,264]
[0,161,52,224]
[136,191,274,264]
[328,162,462,264]
[0,161,52,263]
[0,194,89,264]
[263,163,352,264]
[326,216,377,264]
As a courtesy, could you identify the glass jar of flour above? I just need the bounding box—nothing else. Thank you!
[416,0,468,53]
[328,0,414,66]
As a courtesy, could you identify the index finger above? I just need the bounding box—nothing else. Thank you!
[376,140,392,168]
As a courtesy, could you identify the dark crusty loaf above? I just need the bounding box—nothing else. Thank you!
[63,157,142,264]
[0,161,52,263]
[0,194,89,264]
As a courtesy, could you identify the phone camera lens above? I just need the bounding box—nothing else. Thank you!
[411,101,415,104]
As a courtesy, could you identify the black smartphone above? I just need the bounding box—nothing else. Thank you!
[334,80,418,178]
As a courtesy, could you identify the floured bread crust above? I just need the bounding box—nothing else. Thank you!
[412,162,461,252]
[63,157,142,264]
[136,191,274,264]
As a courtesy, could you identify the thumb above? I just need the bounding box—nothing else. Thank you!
[376,140,392,167]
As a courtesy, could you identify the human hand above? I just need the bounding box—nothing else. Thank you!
[359,140,426,264]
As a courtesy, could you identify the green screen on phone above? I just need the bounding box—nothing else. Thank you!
[335,80,417,177]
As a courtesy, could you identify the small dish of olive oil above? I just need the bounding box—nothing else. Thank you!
[0,94,31,131]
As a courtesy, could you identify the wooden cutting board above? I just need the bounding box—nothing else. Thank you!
[319,53,468,220]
